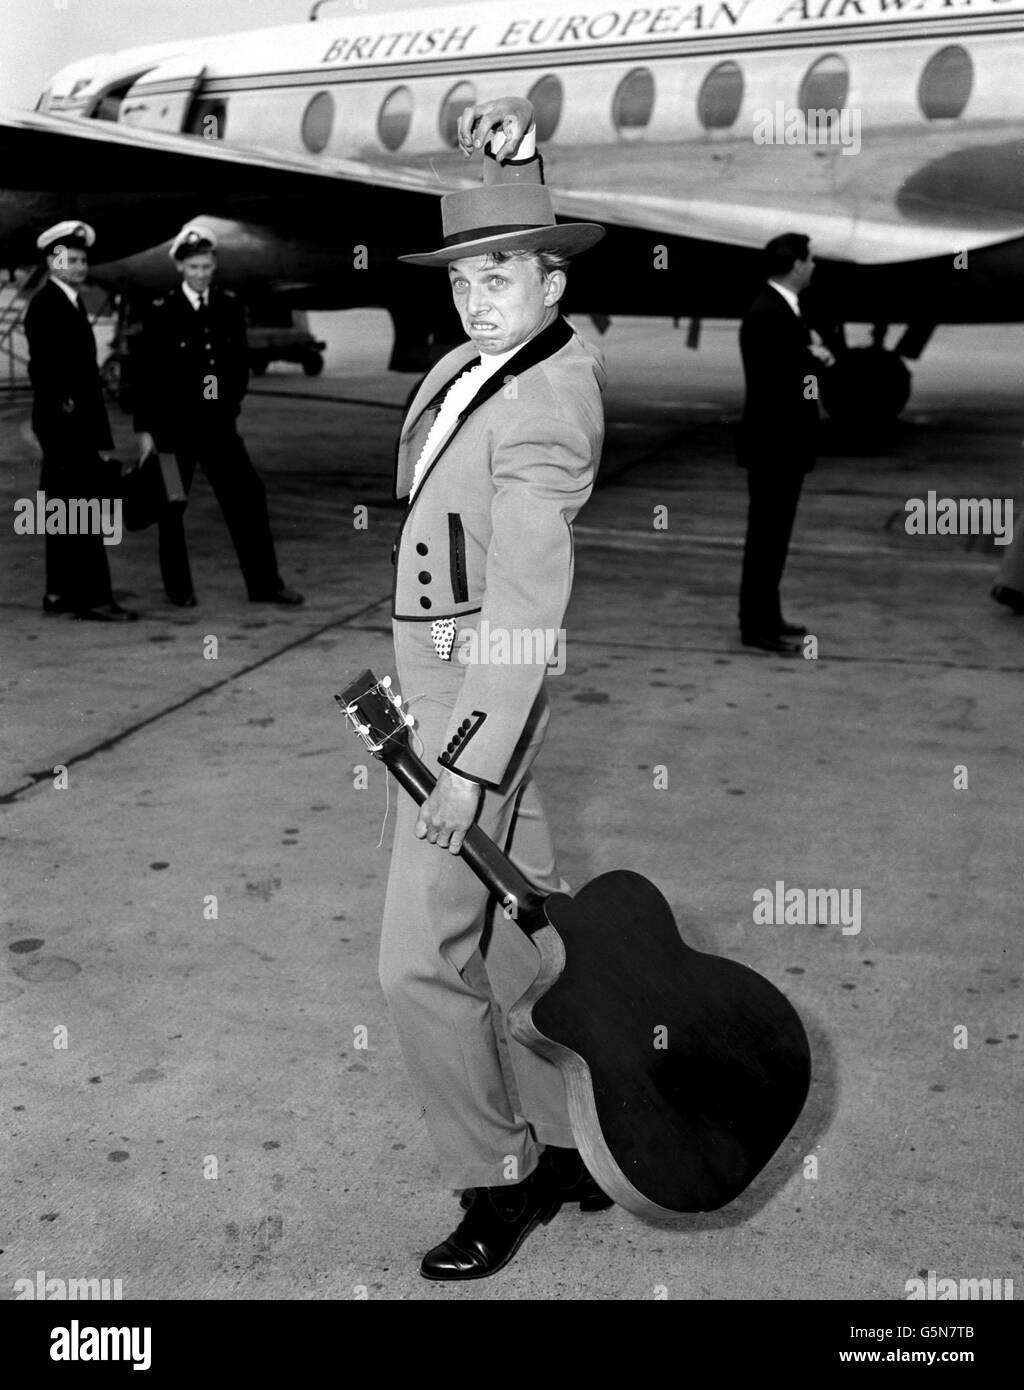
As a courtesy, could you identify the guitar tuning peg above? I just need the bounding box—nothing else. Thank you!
[403,713,414,727]
[380,676,392,689]
[357,722,370,736]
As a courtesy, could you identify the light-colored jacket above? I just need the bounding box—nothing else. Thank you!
[392,311,606,789]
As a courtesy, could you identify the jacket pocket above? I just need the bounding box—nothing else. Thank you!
[447,512,468,603]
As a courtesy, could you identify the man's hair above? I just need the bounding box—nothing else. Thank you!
[483,247,570,277]
[764,233,811,278]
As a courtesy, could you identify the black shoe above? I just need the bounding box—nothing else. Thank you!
[740,630,801,653]
[778,620,807,638]
[459,1146,612,1214]
[991,585,1024,614]
[422,1160,562,1281]
[250,585,304,606]
[43,594,74,615]
[168,593,197,608]
[73,603,139,623]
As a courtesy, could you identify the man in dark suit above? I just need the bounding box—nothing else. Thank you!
[132,225,302,608]
[737,232,831,652]
[25,221,137,622]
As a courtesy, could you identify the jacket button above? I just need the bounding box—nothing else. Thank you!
[418,571,431,584]
[419,596,431,609]
[416,542,428,555]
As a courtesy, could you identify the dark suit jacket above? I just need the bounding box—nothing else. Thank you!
[24,279,113,456]
[130,284,249,449]
[737,285,820,472]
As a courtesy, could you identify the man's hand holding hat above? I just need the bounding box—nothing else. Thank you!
[457,97,535,162]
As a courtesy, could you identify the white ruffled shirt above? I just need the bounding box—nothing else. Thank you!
[410,344,519,498]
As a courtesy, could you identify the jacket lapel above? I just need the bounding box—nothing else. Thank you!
[396,315,575,506]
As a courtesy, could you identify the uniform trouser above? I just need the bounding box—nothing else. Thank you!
[40,450,114,609]
[379,618,575,1191]
[157,426,283,600]
[738,465,807,634]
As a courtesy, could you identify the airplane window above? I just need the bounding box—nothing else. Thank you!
[527,75,564,142]
[440,81,476,148]
[698,62,744,130]
[302,90,335,154]
[918,46,973,119]
[378,85,413,151]
[612,68,655,138]
[798,54,850,138]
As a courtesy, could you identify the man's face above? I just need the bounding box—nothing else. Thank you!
[792,251,815,292]
[47,247,89,288]
[179,251,216,295]
[448,253,564,355]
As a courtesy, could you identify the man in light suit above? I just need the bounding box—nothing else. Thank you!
[737,232,831,652]
[378,96,607,1281]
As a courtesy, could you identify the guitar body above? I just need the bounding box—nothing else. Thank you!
[336,670,811,1221]
[509,870,812,1218]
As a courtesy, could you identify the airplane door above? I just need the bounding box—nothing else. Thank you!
[118,56,207,132]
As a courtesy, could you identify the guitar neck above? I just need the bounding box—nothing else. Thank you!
[384,741,548,934]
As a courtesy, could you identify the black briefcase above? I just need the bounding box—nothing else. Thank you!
[120,451,187,532]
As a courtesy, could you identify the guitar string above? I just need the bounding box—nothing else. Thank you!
[375,691,428,849]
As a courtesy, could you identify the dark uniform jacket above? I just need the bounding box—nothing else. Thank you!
[737,285,820,472]
[131,284,249,450]
[24,279,113,456]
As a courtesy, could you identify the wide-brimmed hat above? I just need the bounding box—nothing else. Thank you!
[399,183,604,266]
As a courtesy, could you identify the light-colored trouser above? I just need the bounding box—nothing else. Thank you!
[379,619,575,1190]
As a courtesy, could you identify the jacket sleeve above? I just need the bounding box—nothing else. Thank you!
[437,400,597,788]
[25,293,73,419]
[130,299,162,435]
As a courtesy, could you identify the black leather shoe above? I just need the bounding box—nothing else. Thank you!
[168,593,197,608]
[991,585,1024,614]
[73,603,139,623]
[422,1161,562,1281]
[740,630,801,653]
[459,1146,612,1214]
[778,620,807,638]
[250,585,304,606]
[43,594,73,615]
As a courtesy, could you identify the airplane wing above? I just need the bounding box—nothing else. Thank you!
[5,108,1023,270]
[0,108,451,264]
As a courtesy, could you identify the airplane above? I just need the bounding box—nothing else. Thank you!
[3,0,1024,420]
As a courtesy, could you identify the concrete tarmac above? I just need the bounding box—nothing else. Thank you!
[1,313,1021,1301]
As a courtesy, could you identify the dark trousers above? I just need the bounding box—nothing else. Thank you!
[40,450,114,610]
[158,427,283,601]
[738,466,806,635]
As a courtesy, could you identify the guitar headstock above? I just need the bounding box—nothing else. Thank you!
[334,668,413,761]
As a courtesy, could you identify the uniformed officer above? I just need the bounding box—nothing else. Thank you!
[131,225,303,608]
[25,221,138,621]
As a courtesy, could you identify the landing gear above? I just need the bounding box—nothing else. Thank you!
[817,321,934,427]
[820,346,912,426]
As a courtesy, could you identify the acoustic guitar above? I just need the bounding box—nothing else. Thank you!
[336,668,811,1220]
